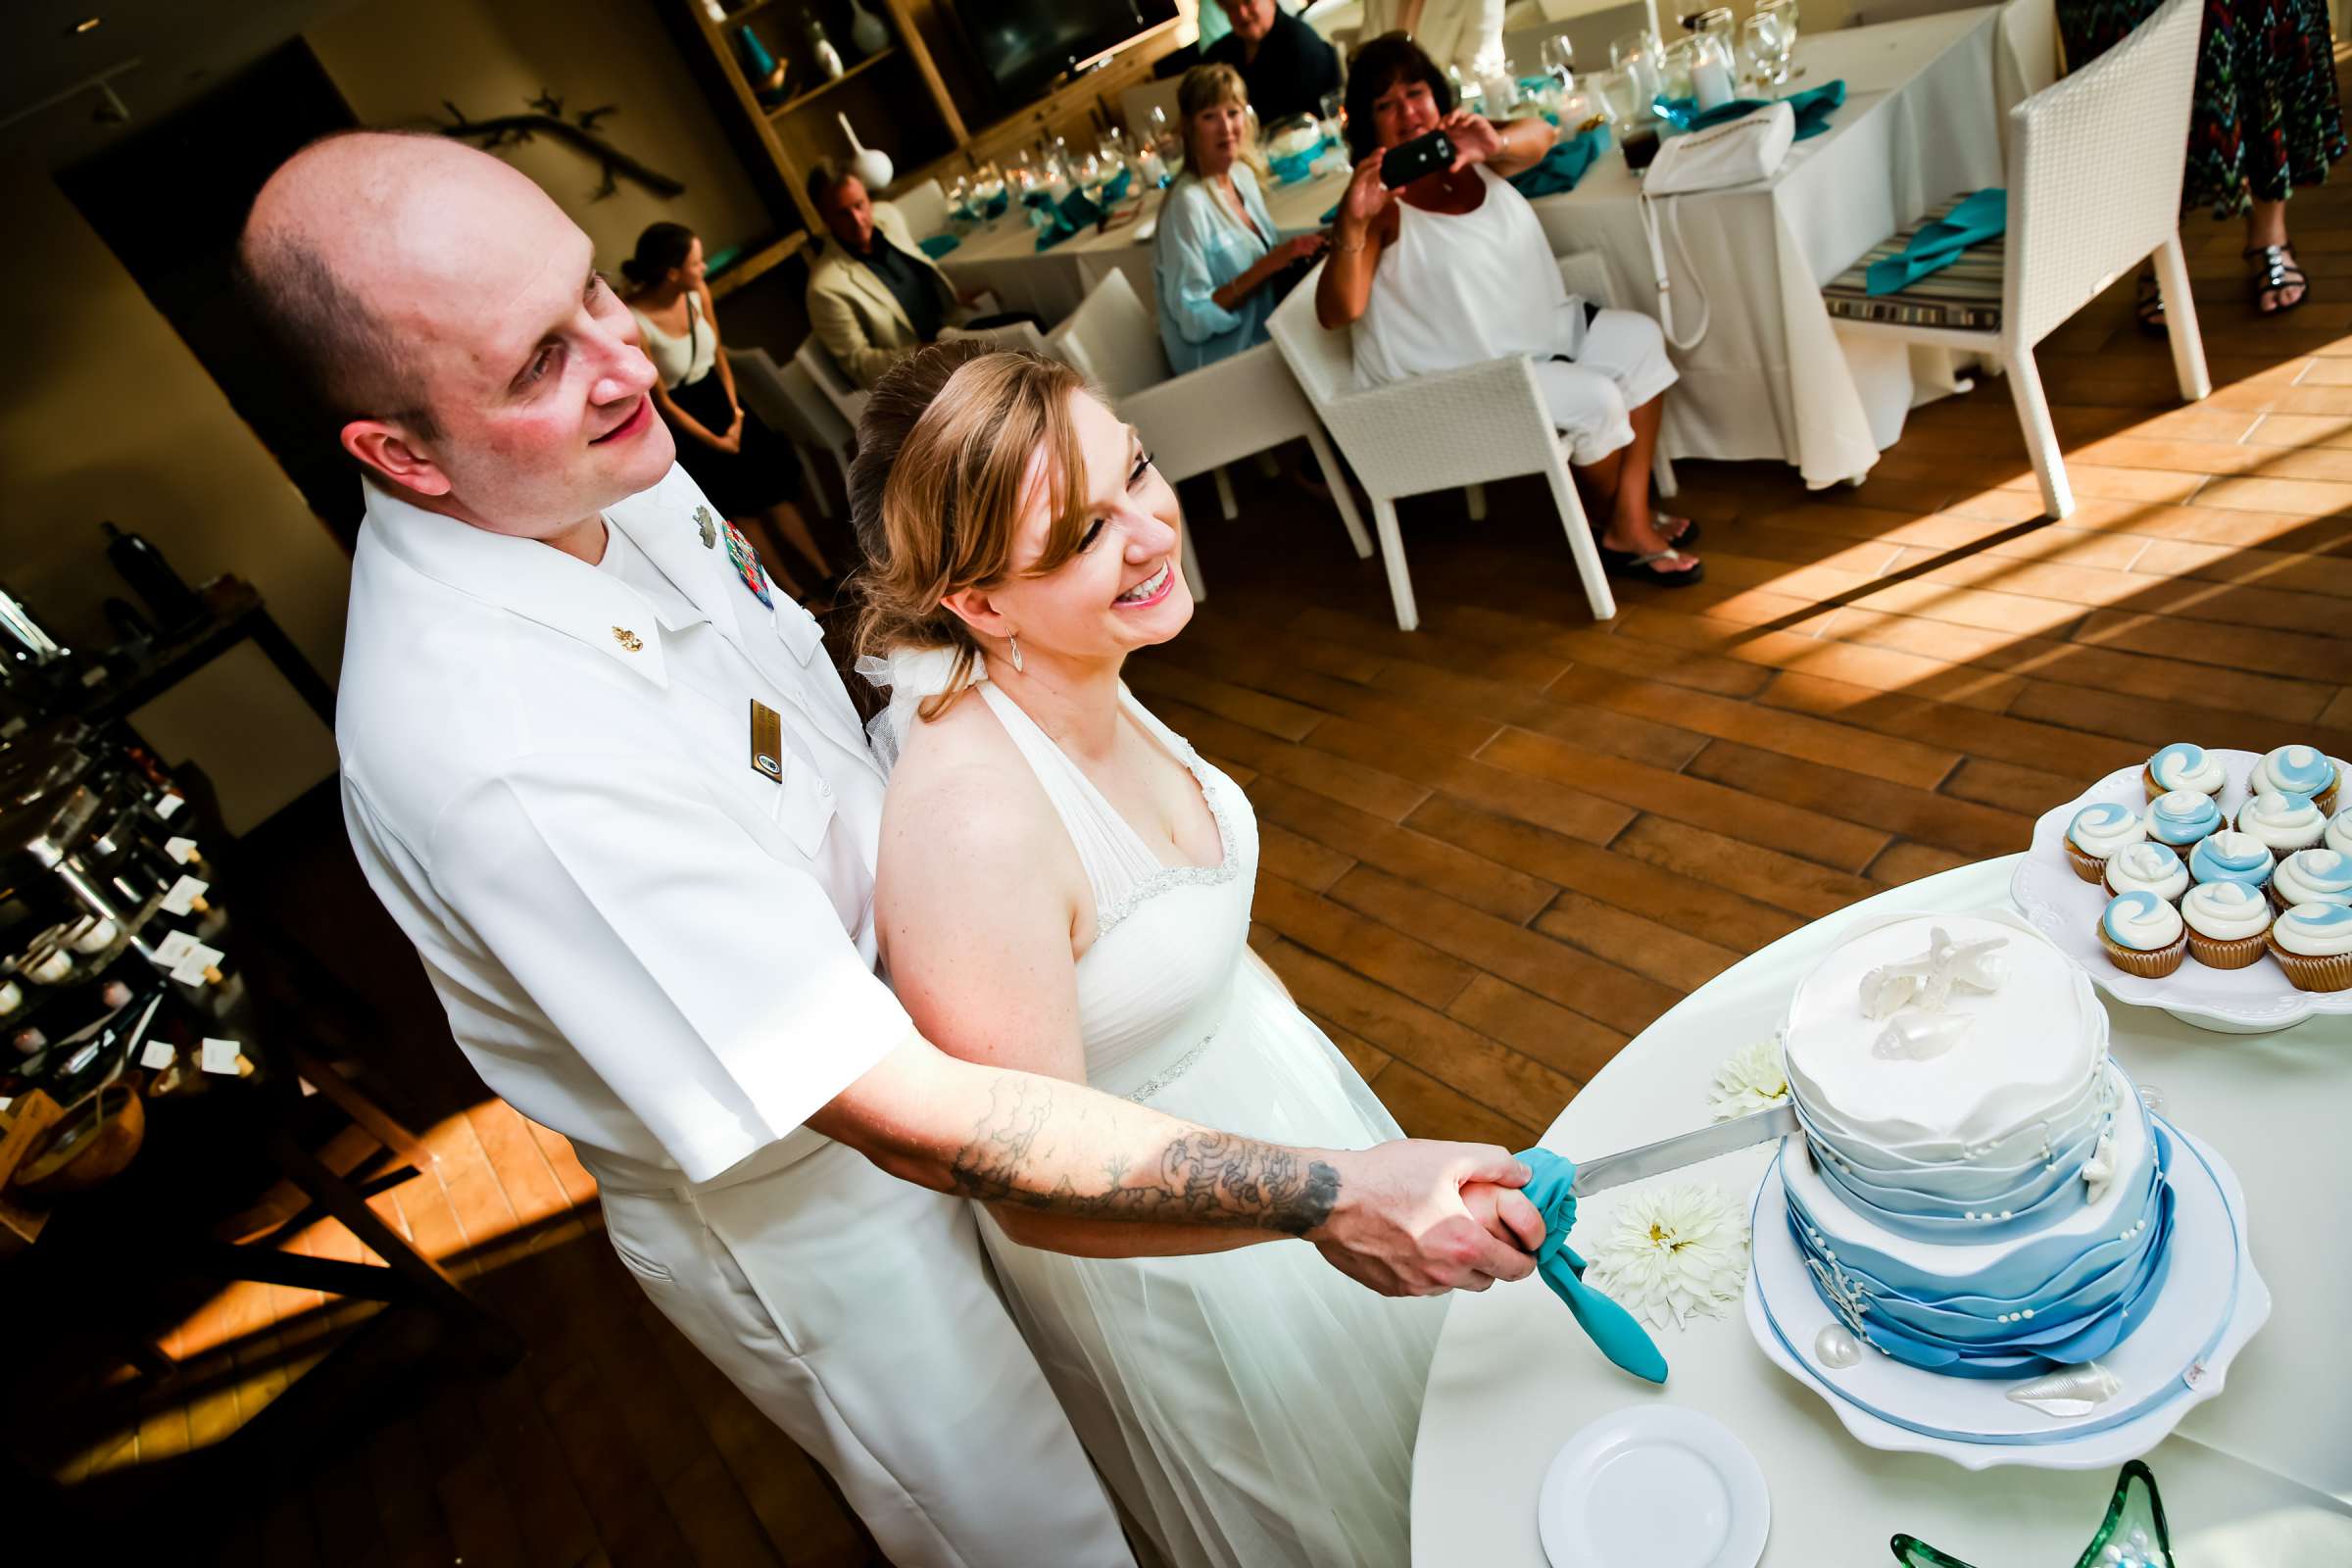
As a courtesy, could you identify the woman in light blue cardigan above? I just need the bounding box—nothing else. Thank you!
[1152,64,1327,372]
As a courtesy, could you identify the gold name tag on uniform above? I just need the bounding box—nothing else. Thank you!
[749,700,785,781]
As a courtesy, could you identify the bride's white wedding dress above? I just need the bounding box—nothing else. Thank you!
[884,662,1444,1568]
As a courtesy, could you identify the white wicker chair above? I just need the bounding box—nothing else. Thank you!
[1047,270,1372,600]
[883,179,950,240]
[794,334,870,428]
[1266,254,1633,631]
[727,346,854,519]
[1829,0,2209,519]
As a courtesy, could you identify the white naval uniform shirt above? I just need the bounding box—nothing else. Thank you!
[338,466,906,1187]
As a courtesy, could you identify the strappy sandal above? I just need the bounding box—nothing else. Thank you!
[1598,544,1706,586]
[1655,514,1703,548]
[2134,271,2167,336]
[2245,244,2310,318]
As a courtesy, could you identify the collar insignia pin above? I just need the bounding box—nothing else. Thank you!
[694,505,717,549]
[612,626,643,653]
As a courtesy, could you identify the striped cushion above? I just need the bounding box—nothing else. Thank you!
[1822,195,2005,331]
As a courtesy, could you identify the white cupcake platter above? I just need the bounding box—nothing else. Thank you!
[1743,1122,2270,1470]
[2010,750,2351,1033]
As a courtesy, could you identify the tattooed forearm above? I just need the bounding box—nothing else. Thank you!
[948,1076,1342,1234]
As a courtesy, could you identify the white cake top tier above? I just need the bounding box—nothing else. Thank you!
[1784,911,2102,1150]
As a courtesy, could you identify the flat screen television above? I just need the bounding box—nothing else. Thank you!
[956,0,1170,108]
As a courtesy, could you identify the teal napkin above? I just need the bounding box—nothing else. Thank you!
[1654,77,1846,140]
[917,232,961,258]
[1518,1149,1670,1383]
[1103,165,1133,202]
[1033,189,1103,251]
[1508,125,1610,198]
[1864,186,2006,296]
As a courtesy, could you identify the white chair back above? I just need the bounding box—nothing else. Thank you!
[1120,79,1184,142]
[2003,0,2200,347]
[794,334,870,427]
[1045,270,1173,400]
[887,179,950,240]
[1265,261,1354,410]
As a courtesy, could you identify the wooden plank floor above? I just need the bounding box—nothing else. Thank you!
[31,161,2352,1566]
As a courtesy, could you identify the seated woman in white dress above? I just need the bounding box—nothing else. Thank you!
[1316,33,1702,586]
[1153,62,1329,373]
[851,341,1544,1568]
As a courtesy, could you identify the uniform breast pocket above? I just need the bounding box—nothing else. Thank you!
[764,745,837,860]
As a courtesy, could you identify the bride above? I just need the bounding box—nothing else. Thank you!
[852,342,1538,1567]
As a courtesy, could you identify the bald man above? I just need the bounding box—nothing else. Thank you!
[241,132,1541,1567]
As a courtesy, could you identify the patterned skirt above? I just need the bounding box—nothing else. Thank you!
[2058,0,2347,218]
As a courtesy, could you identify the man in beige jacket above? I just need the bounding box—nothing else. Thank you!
[804,166,990,388]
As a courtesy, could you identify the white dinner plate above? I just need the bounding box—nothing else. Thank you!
[2010,749,2352,1033]
[1536,1406,1769,1568]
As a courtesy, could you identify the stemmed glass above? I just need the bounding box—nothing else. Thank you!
[1540,35,1576,93]
[1753,0,1801,84]
[1611,28,1661,111]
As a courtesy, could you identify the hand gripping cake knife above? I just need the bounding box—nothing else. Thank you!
[1569,1102,1800,1197]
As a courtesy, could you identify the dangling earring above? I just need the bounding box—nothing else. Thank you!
[1007,633,1023,674]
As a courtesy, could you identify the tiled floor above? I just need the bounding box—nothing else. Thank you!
[24,142,2352,1568]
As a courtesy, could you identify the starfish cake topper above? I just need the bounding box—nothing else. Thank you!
[1859,925,2010,1020]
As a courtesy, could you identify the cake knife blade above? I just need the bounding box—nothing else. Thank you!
[1568,1102,1800,1198]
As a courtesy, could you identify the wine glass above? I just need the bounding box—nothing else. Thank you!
[1540,34,1576,91]
[1611,28,1661,111]
[1742,10,1794,88]
[1756,0,1802,82]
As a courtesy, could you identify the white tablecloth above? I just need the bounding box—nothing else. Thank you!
[1527,7,2012,486]
[1413,857,2352,1566]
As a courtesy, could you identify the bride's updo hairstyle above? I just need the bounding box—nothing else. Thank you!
[852,340,1099,720]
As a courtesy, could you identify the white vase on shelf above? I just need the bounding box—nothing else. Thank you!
[848,0,890,55]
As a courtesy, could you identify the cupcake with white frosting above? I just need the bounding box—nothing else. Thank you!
[2249,745,2338,813]
[2270,848,2352,913]
[2234,790,2328,856]
[2140,742,2227,803]
[2104,841,2188,902]
[2142,789,2223,852]
[2269,902,2352,993]
[2064,801,2144,883]
[2181,881,2274,969]
[2327,807,2352,858]
[2186,830,2274,891]
[2097,890,2187,978]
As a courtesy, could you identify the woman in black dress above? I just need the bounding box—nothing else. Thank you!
[621,223,837,599]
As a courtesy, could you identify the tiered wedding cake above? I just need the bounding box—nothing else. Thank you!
[1779,913,2177,1378]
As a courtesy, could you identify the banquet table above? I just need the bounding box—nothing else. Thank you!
[1413,856,2352,1566]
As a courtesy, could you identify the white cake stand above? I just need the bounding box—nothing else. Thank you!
[2010,750,2352,1034]
[1742,1124,2270,1470]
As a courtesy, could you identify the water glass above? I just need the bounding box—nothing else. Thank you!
[1742,11,1794,88]
[1541,35,1576,90]
[1755,0,1801,81]
[1588,66,1641,127]
[1610,29,1662,110]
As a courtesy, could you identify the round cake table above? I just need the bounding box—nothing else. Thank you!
[1412,857,2352,1565]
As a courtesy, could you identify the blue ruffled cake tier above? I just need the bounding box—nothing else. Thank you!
[1786,1119,2177,1378]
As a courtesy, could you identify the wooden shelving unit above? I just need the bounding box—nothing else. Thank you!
[665,0,1190,281]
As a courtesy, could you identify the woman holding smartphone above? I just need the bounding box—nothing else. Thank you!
[1315,32,1698,586]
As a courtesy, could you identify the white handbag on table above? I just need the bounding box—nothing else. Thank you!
[1641,102,1797,349]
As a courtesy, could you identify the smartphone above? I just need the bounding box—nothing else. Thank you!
[1380,128,1455,188]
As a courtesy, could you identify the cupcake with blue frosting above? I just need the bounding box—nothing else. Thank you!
[2269,902,2352,993]
[2098,890,2187,978]
[2104,841,2188,901]
[2064,801,2144,883]
[2187,830,2274,891]
[2328,807,2352,858]
[2182,881,2274,970]
[2234,790,2328,856]
[2142,789,2223,852]
[2270,848,2352,913]
[2141,742,2227,803]
[2249,745,2339,814]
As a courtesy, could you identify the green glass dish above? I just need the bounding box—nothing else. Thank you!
[1889,1459,2174,1567]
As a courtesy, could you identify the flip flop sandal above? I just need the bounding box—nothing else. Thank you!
[2245,245,2310,318]
[1656,514,1703,548]
[1598,545,1706,586]
[2134,272,2167,336]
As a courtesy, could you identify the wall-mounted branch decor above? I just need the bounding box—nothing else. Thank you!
[439,92,685,201]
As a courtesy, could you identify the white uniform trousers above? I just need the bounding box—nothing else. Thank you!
[589,1138,1136,1567]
